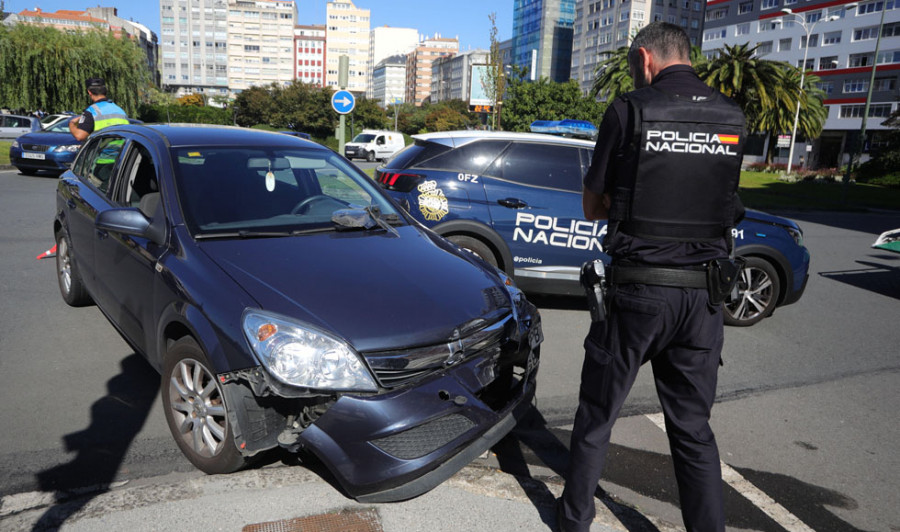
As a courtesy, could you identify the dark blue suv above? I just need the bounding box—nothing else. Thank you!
[54,124,541,502]
[377,131,810,327]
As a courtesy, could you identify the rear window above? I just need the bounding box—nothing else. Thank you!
[384,140,451,170]
[417,139,510,175]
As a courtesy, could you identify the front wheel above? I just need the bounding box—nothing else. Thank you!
[162,337,247,474]
[723,256,780,327]
[447,235,499,269]
[366,150,376,162]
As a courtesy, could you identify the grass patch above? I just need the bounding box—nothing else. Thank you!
[739,171,900,212]
[0,140,11,165]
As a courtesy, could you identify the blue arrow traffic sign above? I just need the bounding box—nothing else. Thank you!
[331,90,356,115]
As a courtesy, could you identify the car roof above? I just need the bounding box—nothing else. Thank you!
[413,130,596,149]
[99,123,325,149]
[2,114,38,121]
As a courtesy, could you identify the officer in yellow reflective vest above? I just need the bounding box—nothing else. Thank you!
[68,77,129,142]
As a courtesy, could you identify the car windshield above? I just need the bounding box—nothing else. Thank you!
[172,146,403,237]
[46,121,73,133]
[351,133,376,143]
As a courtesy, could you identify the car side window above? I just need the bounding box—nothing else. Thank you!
[419,140,510,175]
[83,136,127,195]
[117,142,159,211]
[486,142,584,192]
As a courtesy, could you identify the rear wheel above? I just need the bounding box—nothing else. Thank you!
[162,337,248,474]
[56,232,92,307]
[723,256,780,327]
[366,150,376,162]
[447,235,499,269]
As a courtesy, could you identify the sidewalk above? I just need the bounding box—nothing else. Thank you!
[2,463,681,532]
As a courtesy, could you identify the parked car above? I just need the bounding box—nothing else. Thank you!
[11,118,144,176]
[40,112,76,130]
[376,130,810,327]
[344,129,405,162]
[279,130,311,140]
[0,114,41,139]
[54,124,541,502]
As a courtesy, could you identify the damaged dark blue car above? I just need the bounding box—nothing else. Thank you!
[53,124,541,502]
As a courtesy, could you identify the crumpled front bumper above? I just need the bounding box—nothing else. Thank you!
[297,330,540,502]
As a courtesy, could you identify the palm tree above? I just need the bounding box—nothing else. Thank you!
[750,67,827,163]
[590,46,632,101]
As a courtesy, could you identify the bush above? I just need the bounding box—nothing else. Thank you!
[138,103,232,125]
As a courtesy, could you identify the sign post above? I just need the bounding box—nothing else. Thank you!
[334,56,354,153]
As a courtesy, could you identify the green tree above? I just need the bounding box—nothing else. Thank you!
[0,23,149,115]
[502,68,606,132]
[591,46,633,101]
[483,12,507,130]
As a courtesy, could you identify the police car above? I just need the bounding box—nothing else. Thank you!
[376,130,810,327]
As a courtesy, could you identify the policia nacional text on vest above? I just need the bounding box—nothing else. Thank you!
[591,86,747,303]
[87,100,129,132]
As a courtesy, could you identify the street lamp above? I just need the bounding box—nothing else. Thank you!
[843,1,887,192]
[780,8,840,174]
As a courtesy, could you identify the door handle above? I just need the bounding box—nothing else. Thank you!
[497,198,528,209]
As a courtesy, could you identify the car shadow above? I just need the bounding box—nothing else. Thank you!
[781,210,900,235]
[494,407,868,531]
[31,354,159,531]
[818,257,900,300]
[528,293,588,312]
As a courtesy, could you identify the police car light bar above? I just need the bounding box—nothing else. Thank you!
[529,119,598,139]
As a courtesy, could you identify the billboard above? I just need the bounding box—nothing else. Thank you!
[469,64,493,107]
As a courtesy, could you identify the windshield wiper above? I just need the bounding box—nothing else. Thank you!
[194,227,334,240]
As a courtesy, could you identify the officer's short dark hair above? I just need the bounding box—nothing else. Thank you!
[86,77,108,96]
[629,22,691,66]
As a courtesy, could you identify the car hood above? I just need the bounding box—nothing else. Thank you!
[199,226,513,353]
[744,208,799,230]
[15,130,78,146]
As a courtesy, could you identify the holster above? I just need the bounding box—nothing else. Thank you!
[707,257,746,305]
[580,260,607,322]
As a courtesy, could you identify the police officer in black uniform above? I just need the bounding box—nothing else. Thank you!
[557,22,745,532]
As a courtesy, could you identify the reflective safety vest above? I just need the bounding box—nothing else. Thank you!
[87,100,129,132]
[609,86,745,242]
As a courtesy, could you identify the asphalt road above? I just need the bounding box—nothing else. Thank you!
[1,167,898,531]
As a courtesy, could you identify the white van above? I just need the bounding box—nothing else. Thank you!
[343,130,406,162]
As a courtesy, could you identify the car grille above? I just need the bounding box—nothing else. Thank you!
[370,413,476,459]
[362,314,510,388]
[21,144,49,152]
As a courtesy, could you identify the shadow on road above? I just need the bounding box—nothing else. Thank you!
[783,210,900,235]
[494,407,869,531]
[819,257,900,300]
[31,354,159,531]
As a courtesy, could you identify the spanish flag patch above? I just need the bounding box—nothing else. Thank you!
[717,134,740,145]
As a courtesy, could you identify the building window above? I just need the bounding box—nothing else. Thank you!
[822,31,842,45]
[853,26,880,40]
[849,52,874,67]
[806,11,822,23]
[843,79,869,93]
[800,34,819,47]
[816,81,834,94]
[874,77,897,91]
[761,0,778,9]
[691,18,700,28]
[779,37,792,51]
[877,49,900,64]
[797,58,814,70]
[819,56,838,69]
[759,20,781,32]
[705,7,728,20]
[757,41,773,54]
[840,104,893,118]
[739,1,754,13]
[736,23,750,35]
[704,29,727,41]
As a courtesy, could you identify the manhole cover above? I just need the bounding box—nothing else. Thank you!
[243,508,383,532]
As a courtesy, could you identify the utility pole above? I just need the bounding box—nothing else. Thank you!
[337,55,349,153]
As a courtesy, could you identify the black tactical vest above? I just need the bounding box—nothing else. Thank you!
[609,86,745,242]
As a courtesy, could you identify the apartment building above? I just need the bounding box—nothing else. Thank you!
[431,49,490,103]
[366,26,419,98]
[512,0,576,82]
[570,0,706,94]
[226,0,296,92]
[406,35,459,106]
[294,24,326,87]
[160,0,230,96]
[325,0,370,91]
[371,55,408,107]
[701,0,900,168]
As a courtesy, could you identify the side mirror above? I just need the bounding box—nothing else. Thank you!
[95,207,165,245]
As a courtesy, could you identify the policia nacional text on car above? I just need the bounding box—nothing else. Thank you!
[557,23,746,532]
[68,77,129,142]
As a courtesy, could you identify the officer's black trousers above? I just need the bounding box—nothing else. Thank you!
[560,283,725,532]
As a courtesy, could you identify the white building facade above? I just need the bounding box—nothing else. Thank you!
[366,26,419,98]
[325,0,370,92]
[226,0,296,92]
[294,24,326,87]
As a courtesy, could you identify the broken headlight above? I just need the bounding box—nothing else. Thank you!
[242,309,378,392]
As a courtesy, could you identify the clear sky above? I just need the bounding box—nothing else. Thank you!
[4,0,512,51]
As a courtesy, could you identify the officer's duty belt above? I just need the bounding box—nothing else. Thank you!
[607,265,707,289]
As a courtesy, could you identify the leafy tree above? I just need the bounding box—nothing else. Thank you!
[177,93,206,107]
[591,46,632,101]
[501,67,606,132]
[0,23,149,115]
[483,12,507,130]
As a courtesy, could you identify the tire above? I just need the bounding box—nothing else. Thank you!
[447,235,499,269]
[17,167,38,176]
[56,232,93,307]
[366,150,376,162]
[723,256,781,327]
[162,337,248,474]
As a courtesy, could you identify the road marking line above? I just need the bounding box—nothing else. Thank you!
[645,412,815,532]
